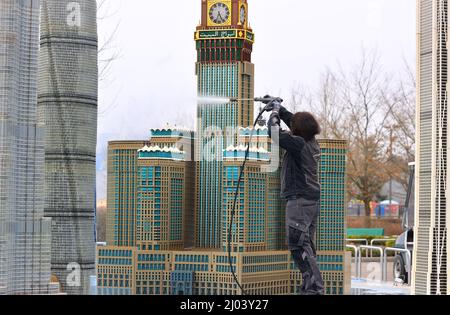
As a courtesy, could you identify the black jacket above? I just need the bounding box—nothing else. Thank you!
[268,107,321,201]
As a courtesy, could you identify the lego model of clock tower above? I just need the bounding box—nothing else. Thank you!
[194,0,255,249]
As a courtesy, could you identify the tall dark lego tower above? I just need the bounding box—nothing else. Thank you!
[414,0,450,295]
[38,0,98,294]
[0,0,55,295]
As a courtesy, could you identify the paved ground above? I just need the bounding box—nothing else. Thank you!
[351,279,411,295]
[350,259,411,295]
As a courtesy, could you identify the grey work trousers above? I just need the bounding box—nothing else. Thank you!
[286,198,324,295]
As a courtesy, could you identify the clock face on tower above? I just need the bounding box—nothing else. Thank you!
[240,5,246,24]
[209,2,230,24]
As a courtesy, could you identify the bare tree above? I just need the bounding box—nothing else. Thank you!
[312,69,347,139]
[293,50,404,225]
[286,83,311,114]
[97,0,121,82]
[386,60,416,191]
[97,0,122,117]
[339,50,398,223]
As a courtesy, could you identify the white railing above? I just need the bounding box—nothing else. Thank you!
[346,245,360,278]
[346,239,369,257]
[346,238,413,284]
[370,238,396,257]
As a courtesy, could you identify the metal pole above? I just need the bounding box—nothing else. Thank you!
[346,245,359,278]
[370,239,396,257]
[346,239,369,258]
[346,239,368,246]
[388,128,394,218]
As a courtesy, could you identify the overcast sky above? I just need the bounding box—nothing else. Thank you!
[95,0,416,202]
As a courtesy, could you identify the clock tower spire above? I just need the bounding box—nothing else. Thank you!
[197,0,251,30]
[194,0,255,249]
[195,0,254,63]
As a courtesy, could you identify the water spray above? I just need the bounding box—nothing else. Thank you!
[197,96,233,104]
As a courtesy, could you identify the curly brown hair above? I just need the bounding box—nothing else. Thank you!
[291,112,321,141]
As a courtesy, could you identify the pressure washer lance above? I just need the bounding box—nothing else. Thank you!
[229,96,284,106]
[226,96,283,295]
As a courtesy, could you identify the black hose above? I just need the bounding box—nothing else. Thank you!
[227,108,266,296]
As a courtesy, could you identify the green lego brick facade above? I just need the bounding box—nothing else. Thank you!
[195,61,255,249]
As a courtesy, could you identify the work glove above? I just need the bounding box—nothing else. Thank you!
[268,111,281,127]
[262,95,283,113]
